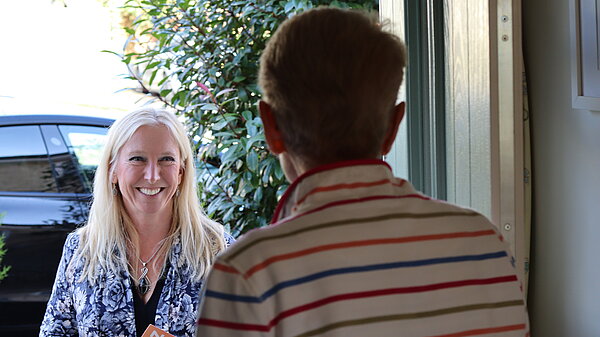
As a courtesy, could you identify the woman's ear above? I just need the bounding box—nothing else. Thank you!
[259,100,286,154]
[381,102,406,156]
[111,166,118,184]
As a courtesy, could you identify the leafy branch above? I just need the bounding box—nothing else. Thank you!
[116,0,377,236]
[0,214,11,282]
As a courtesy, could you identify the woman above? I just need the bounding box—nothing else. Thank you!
[40,108,233,336]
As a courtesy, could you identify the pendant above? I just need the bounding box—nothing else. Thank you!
[138,265,150,295]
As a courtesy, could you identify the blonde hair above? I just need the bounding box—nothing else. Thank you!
[74,108,225,284]
[259,7,406,166]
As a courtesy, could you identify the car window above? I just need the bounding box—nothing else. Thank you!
[41,125,85,193]
[0,125,58,192]
[58,125,109,191]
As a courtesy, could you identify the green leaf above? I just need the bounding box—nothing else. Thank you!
[101,50,122,57]
[200,103,219,111]
[253,186,263,203]
[220,144,240,164]
[246,151,258,172]
[216,88,236,97]
[232,196,246,206]
[274,163,285,180]
[212,120,229,131]
[241,110,253,122]
[284,1,295,12]
[238,87,248,101]
[149,69,159,85]
[262,163,273,184]
[246,120,258,137]
[245,134,263,151]
[222,204,236,224]
[147,61,161,69]
[157,76,170,86]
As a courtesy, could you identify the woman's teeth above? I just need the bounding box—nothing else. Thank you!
[139,188,161,196]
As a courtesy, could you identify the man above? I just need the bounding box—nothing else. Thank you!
[197,7,529,337]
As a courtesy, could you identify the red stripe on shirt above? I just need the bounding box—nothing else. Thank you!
[197,318,270,332]
[273,194,431,226]
[426,323,527,337]
[266,275,519,327]
[213,263,239,274]
[199,276,519,332]
[295,179,395,207]
[393,179,407,187]
[243,229,496,278]
[271,159,390,222]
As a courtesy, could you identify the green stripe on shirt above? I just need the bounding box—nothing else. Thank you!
[227,210,480,261]
[293,299,525,337]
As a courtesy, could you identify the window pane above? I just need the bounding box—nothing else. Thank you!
[0,126,57,192]
[58,125,108,190]
[41,125,84,193]
[379,1,409,180]
[386,113,409,179]
[0,125,47,157]
[443,0,491,218]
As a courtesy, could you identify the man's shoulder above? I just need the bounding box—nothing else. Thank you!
[216,224,287,262]
[405,194,496,225]
[218,195,502,271]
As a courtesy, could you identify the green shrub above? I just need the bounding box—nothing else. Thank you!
[116,0,377,236]
[0,215,10,282]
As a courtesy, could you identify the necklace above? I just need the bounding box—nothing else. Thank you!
[136,238,167,295]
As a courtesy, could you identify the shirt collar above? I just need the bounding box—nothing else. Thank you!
[271,159,408,224]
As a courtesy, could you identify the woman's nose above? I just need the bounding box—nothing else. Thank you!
[144,162,160,183]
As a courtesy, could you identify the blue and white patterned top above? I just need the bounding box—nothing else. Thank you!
[40,231,234,337]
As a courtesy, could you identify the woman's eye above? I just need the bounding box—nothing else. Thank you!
[161,156,176,162]
[129,156,145,162]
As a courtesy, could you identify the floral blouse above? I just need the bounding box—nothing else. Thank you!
[40,232,234,337]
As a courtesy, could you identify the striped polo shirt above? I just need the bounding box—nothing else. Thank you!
[197,159,529,337]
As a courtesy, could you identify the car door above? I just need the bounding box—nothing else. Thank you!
[0,123,88,303]
[0,121,110,334]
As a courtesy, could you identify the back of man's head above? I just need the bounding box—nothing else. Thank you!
[259,7,406,166]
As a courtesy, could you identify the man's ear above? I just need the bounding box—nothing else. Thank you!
[259,100,286,154]
[381,102,405,156]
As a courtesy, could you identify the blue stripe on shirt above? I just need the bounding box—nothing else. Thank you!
[205,250,508,303]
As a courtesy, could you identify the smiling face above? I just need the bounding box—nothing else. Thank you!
[112,124,183,221]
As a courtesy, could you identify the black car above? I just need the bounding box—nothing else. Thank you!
[0,114,114,335]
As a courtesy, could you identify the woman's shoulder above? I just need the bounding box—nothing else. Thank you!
[64,230,82,251]
[58,230,85,273]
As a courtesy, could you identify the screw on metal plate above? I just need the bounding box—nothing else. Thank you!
[501,15,509,22]
[502,35,509,42]
[504,223,512,231]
